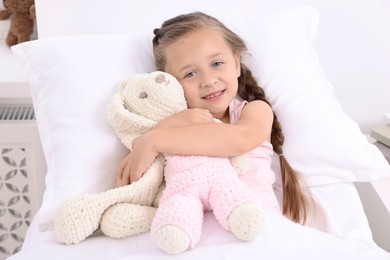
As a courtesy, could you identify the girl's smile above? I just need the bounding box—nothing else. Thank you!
[202,89,226,101]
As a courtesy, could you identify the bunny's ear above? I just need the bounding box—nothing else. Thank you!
[107,92,156,149]
[119,80,128,92]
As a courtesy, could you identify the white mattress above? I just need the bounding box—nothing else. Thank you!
[9,210,389,260]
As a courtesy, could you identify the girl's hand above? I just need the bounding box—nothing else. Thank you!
[115,133,159,187]
[153,108,214,129]
[115,109,213,187]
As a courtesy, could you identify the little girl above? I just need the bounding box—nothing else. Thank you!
[116,12,310,225]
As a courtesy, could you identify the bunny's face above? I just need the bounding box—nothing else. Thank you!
[121,71,187,121]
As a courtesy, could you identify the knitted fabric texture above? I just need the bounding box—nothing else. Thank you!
[53,155,164,244]
[151,154,259,249]
[106,72,188,148]
[54,71,182,244]
[53,71,252,246]
[100,203,157,238]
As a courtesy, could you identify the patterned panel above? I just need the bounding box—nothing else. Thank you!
[0,147,31,260]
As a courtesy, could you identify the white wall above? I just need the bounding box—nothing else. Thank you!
[311,1,390,133]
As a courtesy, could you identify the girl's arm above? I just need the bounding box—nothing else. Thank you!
[116,100,273,186]
[151,108,214,129]
[150,100,273,156]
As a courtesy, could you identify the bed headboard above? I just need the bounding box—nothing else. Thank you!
[34,0,390,133]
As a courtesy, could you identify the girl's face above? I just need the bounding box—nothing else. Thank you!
[164,28,241,121]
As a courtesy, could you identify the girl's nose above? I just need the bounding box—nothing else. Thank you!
[201,72,217,88]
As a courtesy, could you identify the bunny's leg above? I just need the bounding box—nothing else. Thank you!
[53,157,164,244]
[152,195,203,255]
[210,168,264,241]
[101,203,157,238]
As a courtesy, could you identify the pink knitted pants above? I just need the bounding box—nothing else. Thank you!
[151,155,258,248]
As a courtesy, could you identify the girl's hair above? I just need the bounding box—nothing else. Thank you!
[153,12,310,224]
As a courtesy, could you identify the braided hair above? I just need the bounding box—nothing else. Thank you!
[153,12,310,224]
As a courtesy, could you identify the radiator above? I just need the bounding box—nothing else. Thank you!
[0,104,46,259]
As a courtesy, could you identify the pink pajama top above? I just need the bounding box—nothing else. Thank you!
[229,98,281,213]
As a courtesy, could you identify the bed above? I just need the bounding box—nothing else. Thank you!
[8,0,390,259]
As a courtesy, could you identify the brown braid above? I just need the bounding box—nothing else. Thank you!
[153,11,310,224]
[238,64,309,224]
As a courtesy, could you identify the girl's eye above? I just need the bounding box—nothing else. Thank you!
[184,71,196,78]
[212,61,223,68]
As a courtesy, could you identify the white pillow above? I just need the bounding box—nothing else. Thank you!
[224,8,390,186]
[12,32,155,230]
[12,7,390,232]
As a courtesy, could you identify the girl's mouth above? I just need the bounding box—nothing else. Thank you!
[203,90,225,100]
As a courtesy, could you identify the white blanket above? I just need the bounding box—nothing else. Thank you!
[9,211,389,260]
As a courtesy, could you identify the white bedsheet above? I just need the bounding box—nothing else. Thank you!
[9,211,389,260]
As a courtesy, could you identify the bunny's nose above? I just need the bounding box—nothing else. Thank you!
[139,92,148,99]
[155,73,166,84]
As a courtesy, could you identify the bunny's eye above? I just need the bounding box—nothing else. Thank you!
[139,92,148,99]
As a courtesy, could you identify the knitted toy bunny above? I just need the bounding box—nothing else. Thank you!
[109,72,263,254]
[53,72,173,244]
[53,71,263,250]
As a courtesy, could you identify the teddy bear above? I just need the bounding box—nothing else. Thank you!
[0,0,36,47]
[53,71,263,253]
